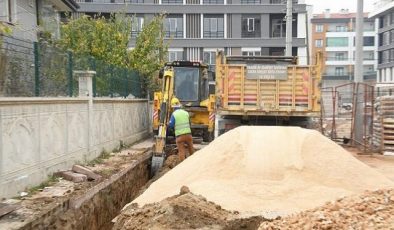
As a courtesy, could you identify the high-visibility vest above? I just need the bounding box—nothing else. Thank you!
[173,109,191,136]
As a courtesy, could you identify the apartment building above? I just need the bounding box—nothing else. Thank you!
[370,0,394,94]
[75,0,312,69]
[0,0,79,41]
[311,9,377,88]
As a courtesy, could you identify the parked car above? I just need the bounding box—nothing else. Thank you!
[341,103,353,111]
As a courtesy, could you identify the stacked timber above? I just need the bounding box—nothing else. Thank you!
[374,96,394,155]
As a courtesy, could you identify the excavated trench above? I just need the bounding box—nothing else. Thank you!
[4,150,153,230]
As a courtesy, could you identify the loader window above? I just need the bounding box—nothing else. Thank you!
[174,67,199,101]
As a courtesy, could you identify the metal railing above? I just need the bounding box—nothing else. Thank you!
[241,31,261,38]
[165,30,183,38]
[241,0,261,4]
[203,0,224,4]
[203,31,224,38]
[0,34,143,98]
[162,0,183,3]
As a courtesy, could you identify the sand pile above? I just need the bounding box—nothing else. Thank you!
[260,189,394,229]
[132,126,394,216]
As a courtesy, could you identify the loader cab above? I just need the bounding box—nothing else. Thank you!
[164,61,210,107]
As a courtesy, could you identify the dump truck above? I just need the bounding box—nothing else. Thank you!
[214,51,323,136]
[151,61,215,174]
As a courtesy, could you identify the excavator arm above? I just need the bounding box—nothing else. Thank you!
[151,67,175,175]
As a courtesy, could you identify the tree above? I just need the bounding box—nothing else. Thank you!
[58,13,131,68]
[128,14,168,93]
[58,13,168,94]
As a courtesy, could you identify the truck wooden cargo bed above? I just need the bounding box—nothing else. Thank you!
[215,52,322,117]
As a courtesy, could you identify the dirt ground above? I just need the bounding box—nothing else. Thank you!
[0,139,153,229]
[346,147,394,182]
[113,186,263,230]
[115,187,394,230]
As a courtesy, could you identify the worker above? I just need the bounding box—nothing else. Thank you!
[168,97,195,162]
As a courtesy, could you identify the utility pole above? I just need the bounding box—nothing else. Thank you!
[355,0,363,83]
[354,0,364,145]
[285,0,293,56]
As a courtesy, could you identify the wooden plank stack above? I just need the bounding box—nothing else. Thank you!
[373,96,394,155]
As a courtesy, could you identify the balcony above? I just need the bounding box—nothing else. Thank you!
[241,31,261,38]
[203,0,224,4]
[203,31,224,38]
[165,30,183,38]
[162,0,183,3]
[241,0,261,4]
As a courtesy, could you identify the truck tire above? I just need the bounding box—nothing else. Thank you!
[203,130,214,142]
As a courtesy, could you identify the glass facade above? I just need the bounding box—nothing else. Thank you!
[326,37,348,47]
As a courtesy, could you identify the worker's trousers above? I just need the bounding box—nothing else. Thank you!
[176,133,194,162]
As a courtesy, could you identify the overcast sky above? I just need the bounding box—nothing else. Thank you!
[305,0,376,14]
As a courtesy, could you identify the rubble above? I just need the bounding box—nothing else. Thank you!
[72,165,102,181]
[54,171,87,183]
[259,189,394,229]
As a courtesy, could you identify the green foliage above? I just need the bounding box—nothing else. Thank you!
[59,14,131,68]
[128,14,168,92]
[58,13,168,93]
[87,149,111,166]
[0,22,12,46]
[26,175,60,196]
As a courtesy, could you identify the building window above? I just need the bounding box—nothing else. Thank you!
[326,37,348,47]
[203,51,216,65]
[363,65,374,75]
[242,50,261,56]
[335,67,345,76]
[241,0,261,4]
[270,0,283,4]
[168,50,184,62]
[363,36,375,46]
[390,30,394,43]
[165,16,183,38]
[203,0,224,4]
[241,15,261,38]
[271,18,286,38]
[203,15,224,38]
[335,53,345,60]
[316,24,323,32]
[390,49,394,62]
[128,0,144,3]
[335,25,347,32]
[382,31,390,46]
[315,39,323,48]
[382,50,390,63]
[162,0,183,3]
[364,51,374,60]
[384,14,391,27]
[131,17,144,38]
[1,0,15,23]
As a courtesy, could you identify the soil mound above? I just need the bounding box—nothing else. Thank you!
[132,126,394,216]
[260,189,394,229]
[113,187,263,230]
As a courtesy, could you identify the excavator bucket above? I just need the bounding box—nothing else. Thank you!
[151,134,166,176]
[151,154,165,176]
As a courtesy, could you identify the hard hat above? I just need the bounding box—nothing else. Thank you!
[171,97,181,108]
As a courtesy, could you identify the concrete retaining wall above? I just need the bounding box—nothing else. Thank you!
[0,98,151,198]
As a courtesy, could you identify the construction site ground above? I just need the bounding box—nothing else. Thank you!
[1,133,394,229]
[113,127,394,230]
[0,138,209,229]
